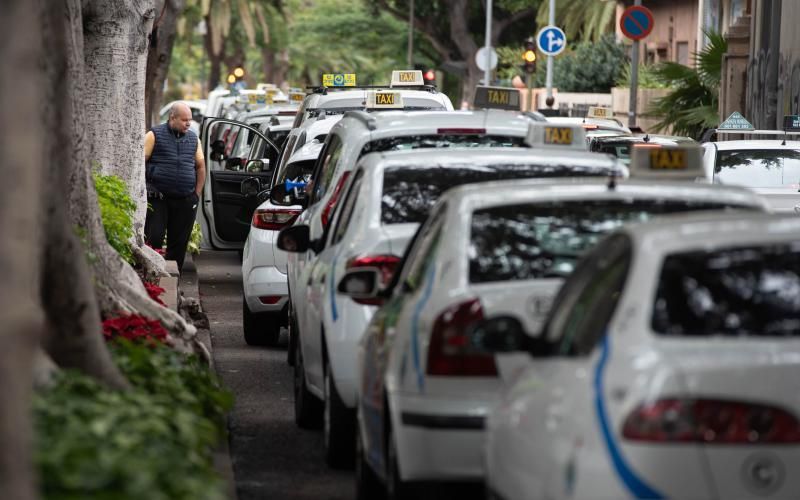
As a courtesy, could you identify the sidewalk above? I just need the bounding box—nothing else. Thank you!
[170,253,239,500]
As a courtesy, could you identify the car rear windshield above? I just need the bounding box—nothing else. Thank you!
[652,244,800,337]
[380,164,613,225]
[714,149,800,188]
[363,135,525,153]
[275,159,316,186]
[469,200,753,283]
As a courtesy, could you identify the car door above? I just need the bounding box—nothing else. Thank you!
[201,118,279,249]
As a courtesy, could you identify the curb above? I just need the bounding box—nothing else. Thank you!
[172,254,239,500]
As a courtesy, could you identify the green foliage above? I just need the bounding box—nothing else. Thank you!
[536,0,615,43]
[498,35,625,92]
[93,172,136,264]
[34,339,233,500]
[616,63,669,89]
[648,31,728,138]
[188,221,202,255]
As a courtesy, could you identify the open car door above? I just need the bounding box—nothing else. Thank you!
[200,117,280,249]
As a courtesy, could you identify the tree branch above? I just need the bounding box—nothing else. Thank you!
[372,0,453,60]
[493,7,537,43]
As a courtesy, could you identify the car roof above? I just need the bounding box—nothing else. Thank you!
[439,177,767,213]
[593,134,695,146]
[547,116,631,133]
[356,147,623,172]
[304,88,452,110]
[287,140,324,164]
[706,140,800,150]
[335,109,536,137]
[299,114,343,137]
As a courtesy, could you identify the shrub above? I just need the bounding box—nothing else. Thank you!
[34,339,233,500]
[93,172,136,264]
[188,221,202,255]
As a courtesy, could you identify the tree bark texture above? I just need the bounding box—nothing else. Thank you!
[145,0,186,129]
[0,1,46,498]
[205,13,224,90]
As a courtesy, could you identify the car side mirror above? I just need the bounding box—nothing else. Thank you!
[277,225,321,254]
[246,159,268,173]
[337,268,385,306]
[468,316,552,357]
[210,139,226,161]
[241,177,261,197]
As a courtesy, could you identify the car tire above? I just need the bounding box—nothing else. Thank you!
[386,426,412,500]
[294,344,322,428]
[355,420,385,500]
[324,361,356,469]
[242,299,281,346]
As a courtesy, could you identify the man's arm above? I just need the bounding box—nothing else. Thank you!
[194,140,206,196]
[144,131,155,161]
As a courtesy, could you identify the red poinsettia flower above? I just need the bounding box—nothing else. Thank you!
[102,313,168,345]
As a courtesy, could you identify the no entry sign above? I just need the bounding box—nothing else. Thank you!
[620,5,654,41]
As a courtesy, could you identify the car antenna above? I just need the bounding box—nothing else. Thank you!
[782,131,787,146]
[643,133,650,142]
[607,173,617,191]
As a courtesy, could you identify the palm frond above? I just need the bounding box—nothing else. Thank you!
[694,30,727,88]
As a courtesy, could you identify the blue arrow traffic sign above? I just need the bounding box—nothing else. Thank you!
[536,26,566,56]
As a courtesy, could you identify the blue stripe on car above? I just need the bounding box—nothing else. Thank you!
[410,263,436,392]
[594,335,664,499]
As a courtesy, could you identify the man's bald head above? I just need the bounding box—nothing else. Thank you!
[168,102,193,134]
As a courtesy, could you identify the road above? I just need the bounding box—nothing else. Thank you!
[196,250,354,500]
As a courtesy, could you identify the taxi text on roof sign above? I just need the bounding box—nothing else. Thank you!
[322,73,357,87]
[472,86,521,111]
[390,70,424,87]
[290,92,305,102]
[629,144,706,180]
[525,123,587,150]
[366,91,404,109]
[586,106,613,119]
[718,111,754,130]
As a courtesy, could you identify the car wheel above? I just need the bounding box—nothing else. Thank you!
[355,420,385,500]
[242,299,281,346]
[324,361,356,469]
[293,344,322,428]
[386,426,412,500]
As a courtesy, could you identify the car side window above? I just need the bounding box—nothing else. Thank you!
[330,169,364,246]
[544,234,632,357]
[310,135,343,205]
[271,135,298,185]
[399,205,447,292]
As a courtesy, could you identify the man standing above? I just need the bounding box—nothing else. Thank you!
[144,102,206,271]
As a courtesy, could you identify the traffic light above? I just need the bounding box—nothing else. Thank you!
[522,37,537,74]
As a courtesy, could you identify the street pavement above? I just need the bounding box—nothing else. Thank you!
[196,250,354,500]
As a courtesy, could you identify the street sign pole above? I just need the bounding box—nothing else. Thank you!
[407,0,414,68]
[628,0,642,128]
[546,0,555,100]
[484,0,493,85]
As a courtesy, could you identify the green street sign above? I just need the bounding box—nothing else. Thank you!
[718,111,754,130]
[784,115,800,131]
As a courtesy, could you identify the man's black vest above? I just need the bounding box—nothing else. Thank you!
[146,123,198,197]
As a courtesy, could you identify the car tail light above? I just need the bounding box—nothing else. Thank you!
[345,254,401,305]
[622,398,800,444]
[437,128,486,135]
[252,207,301,230]
[581,124,599,130]
[259,295,282,305]
[427,299,497,377]
[321,171,351,228]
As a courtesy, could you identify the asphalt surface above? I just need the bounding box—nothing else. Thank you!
[196,250,354,500]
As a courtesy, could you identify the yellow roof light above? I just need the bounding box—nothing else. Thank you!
[525,123,587,150]
[586,106,613,120]
[366,90,404,109]
[629,144,706,180]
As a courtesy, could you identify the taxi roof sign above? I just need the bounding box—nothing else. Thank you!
[629,144,706,180]
[322,73,357,87]
[586,106,613,120]
[289,91,306,102]
[718,111,754,131]
[472,86,521,111]
[366,90,404,109]
[390,70,424,87]
[525,123,587,150]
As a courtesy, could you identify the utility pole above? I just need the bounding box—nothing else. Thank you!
[545,0,555,100]
[407,0,414,68]
[628,0,642,128]
[484,0,493,85]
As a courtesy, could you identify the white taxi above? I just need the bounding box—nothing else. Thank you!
[284,100,553,388]
[547,106,631,141]
[292,70,454,129]
[240,140,324,345]
[277,126,620,467]
[482,210,800,500]
[701,113,800,213]
[337,145,768,498]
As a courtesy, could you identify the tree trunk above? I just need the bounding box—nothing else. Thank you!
[448,0,480,106]
[274,48,289,88]
[205,13,224,91]
[145,0,186,129]
[261,45,276,82]
[0,1,47,498]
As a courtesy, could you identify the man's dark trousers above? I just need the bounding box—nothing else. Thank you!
[145,193,198,271]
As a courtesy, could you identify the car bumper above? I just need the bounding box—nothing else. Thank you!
[243,265,288,313]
